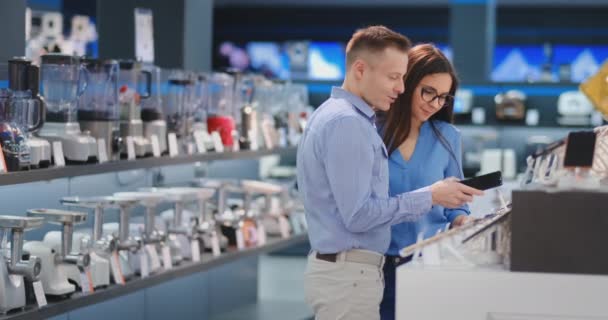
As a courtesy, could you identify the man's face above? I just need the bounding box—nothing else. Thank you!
[358,47,408,112]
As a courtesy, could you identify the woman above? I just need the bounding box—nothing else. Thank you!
[378,43,471,320]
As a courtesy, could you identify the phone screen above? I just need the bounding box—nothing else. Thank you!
[563,131,596,168]
[460,171,503,190]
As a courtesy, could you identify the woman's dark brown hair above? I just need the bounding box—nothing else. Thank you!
[380,43,459,160]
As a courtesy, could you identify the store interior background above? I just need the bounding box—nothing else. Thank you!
[0,0,607,319]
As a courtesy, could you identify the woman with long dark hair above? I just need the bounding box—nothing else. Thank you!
[378,43,472,319]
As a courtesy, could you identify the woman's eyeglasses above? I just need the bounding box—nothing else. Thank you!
[420,85,454,108]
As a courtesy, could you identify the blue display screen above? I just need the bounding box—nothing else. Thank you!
[307,42,345,80]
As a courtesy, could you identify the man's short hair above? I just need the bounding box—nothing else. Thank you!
[345,25,412,69]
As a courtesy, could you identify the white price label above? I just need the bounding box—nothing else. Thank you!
[97,139,108,163]
[126,136,136,160]
[202,131,214,151]
[193,131,206,154]
[232,130,240,152]
[211,131,224,153]
[236,228,245,250]
[150,135,161,158]
[146,244,161,271]
[140,251,149,278]
[110,251,125,285]
[257,223,267,246]
[52,141,65,167]
[191,239,201,262]
[0,147,7,173]
[279,215,290,239]
[168,133,179,157]
[298,213,308,231]
[187,142,195,155]
[32,281,47,307]
[162,245,173,270]
[211,231,221,257]
[249,130,258,151]
[80,269,93,293]
[290,214,302,235]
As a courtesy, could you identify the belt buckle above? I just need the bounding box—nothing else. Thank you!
[316,252,337,263]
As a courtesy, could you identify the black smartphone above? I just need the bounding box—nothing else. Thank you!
[459,171,503,190]
[563,131,596,168]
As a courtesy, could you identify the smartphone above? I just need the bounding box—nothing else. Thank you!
[563,131,596,168]
[460,171,503,190]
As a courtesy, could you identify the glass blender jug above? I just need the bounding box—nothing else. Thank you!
[7,57,51,168]
[0,89,31,172]
[78,58,120,160]
[141,64,168,155]
[192,73,208,132]
[118,60,152,158]
[166,70,196,153]
[38,53,98,163]
[207,72,235,148]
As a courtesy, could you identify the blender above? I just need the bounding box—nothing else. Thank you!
[37,53,98,163]
[7,57,51,168]
[117,60,152,158]
[165,70,196,154]
[192,73,208,132]
[141,64,168,155]
[207,72,236,149]
[0,89,31,172]
[78,58,121,161]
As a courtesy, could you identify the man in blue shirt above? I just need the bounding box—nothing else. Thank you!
[297,26,483,320]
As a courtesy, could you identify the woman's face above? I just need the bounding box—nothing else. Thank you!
[410,73,453,124]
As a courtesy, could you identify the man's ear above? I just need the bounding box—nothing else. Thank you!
[352,59,366,81]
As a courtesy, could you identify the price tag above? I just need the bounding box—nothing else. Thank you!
[52,141,65,167]
[211,231,221,257]
[168,133,179,157]
[232,130,240,152]
[191,239,201,262]
[0,147,7,173]
[126,136,136,160]
[298,213,308,230]
[257,223,267,246]
[110,251,125,285]
[290,214,302,235]
[150,135,161,158]
[186,142,194,155]
[211,131,224,153]
[146,244,161,271]
[139,251,149,278]
[236,227,245,250]
[79,268,94,293]
[278,215,291,239]
[162,245,173,270]
[249,130,258,151]
[193,131,206,154]
[97,139,108,163]
[32,281,47,307]
[202,131,214,151]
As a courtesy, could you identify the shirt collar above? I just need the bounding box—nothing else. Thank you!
[330,86,376,119]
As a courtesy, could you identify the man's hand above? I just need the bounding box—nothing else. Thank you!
[430,177,484,208]
[451,214,472,227]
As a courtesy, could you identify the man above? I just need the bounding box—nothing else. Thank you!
[297,26,483,320]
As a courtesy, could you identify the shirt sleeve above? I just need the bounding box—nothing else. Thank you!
[323,117,433,233]
[443,128,471,222]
